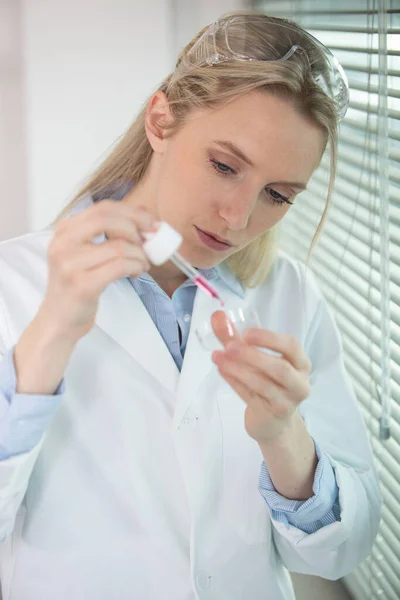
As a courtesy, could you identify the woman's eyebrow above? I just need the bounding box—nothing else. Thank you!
[212,140,307,190]
[270,181,307,191]
[212,140,255,167]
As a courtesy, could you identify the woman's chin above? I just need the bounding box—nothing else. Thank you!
[192,256,228,270]
[181,239,234,267]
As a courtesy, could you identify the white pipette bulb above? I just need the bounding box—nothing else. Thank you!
[142,222,183,266]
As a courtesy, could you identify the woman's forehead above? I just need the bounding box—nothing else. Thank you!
[183,92,326,176]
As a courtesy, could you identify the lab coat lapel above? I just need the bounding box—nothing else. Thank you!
[95,278,180,395]
[173,285,246,430]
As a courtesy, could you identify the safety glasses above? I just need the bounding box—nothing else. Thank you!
[174,15,349,121]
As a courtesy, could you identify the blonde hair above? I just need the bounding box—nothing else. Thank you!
[56,11,338,287]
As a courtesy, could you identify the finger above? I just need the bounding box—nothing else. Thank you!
[217,370,283,418]
[63,240,151,274]
[211,310,241,348]
[242,328,312,373]
[81,254,150,295]
[217,371,253,404]
[56,200,157,247]
[222,342,309,400]
[214,355,286,407]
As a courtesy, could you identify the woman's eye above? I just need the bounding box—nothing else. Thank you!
[208,160,294,206]
[265,187,293,206]
[209,159,236,176]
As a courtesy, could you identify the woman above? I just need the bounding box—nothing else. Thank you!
[0,12,381,600]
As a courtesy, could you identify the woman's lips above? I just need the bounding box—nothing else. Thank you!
[195,227,232,251]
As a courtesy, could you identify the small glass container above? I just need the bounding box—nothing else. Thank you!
[195,306,261,352]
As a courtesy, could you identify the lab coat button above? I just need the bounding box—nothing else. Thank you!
[182,411,199,429]
[195,570,211,590]
[183,313,191,323]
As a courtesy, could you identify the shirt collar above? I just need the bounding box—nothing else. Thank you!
[137,262,245,299]
[211,262,245,298]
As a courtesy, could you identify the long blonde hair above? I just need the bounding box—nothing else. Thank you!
[56,11,338,287]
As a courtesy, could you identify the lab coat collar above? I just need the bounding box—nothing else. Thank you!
[95,277,181,396]
[215,261,246,299]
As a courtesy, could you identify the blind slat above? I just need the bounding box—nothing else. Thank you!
[308,176,400,230]
[347,79,400,100]
[348,100,400,121]
[341,117,400,142]
[259,9,400,17]
[331,45,400,56]
[302,25,400,34]
[339,133,400,162]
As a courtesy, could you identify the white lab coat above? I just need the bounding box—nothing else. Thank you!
[0,228,381,600]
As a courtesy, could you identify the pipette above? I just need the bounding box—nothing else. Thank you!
[142,221,225,306]
[169,252,224,305]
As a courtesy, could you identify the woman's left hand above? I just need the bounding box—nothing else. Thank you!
[211,311,313,447]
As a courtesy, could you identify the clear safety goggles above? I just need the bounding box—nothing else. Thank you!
[173,15,349,121]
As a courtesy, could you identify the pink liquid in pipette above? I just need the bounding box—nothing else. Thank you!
[194,276,224,307]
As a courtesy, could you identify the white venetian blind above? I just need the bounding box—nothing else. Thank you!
[253,1,400,599]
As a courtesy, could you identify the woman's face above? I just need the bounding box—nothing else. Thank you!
[142,90,326,270]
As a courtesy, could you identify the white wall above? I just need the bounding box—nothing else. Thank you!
[173,0,246,56]
[21,0,173,231]
[0,0,28,241]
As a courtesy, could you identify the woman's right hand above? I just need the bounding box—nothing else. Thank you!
[14,200,156,395]
[41,199,156,341]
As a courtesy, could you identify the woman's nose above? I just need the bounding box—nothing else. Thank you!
[218,194,255,231]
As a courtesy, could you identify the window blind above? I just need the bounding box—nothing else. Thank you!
[253,2,400,599]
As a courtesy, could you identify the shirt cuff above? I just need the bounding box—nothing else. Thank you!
[0,346,65,458]
[258,439,341,532]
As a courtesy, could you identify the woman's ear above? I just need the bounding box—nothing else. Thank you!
[145,91,174,153]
